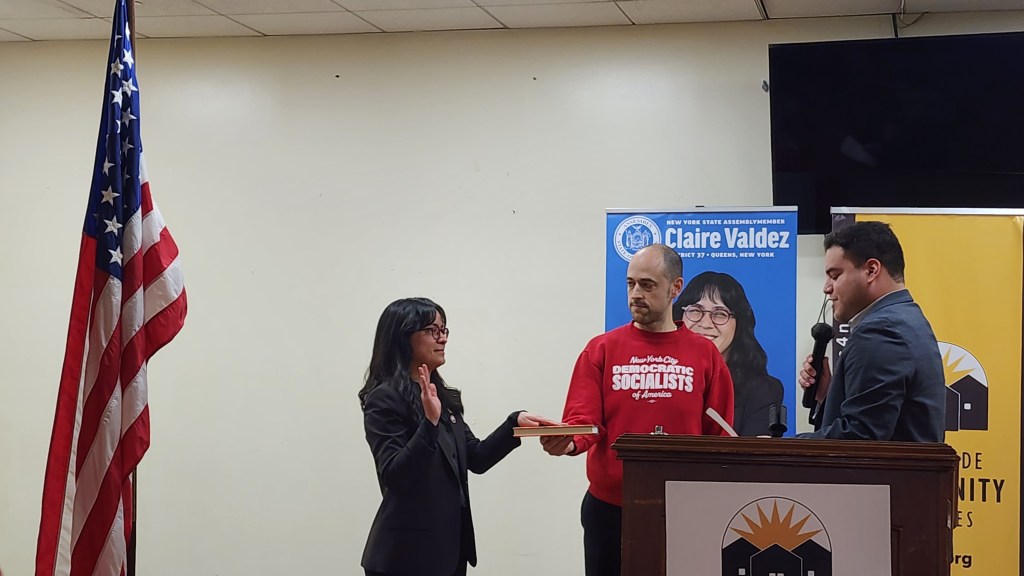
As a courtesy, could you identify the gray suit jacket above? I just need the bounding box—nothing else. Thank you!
[804,290,945,441]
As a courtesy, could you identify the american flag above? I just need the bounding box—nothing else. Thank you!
[35,1,186,575]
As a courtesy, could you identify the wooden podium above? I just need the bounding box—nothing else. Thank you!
[612,434,959,576]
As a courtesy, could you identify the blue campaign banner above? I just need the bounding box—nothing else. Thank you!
[605,208,798,436]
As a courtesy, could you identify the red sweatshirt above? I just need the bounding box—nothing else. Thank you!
[561,322,734,506]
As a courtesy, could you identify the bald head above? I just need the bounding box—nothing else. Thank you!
[634,244,682,283]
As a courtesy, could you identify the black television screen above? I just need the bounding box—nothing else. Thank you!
[769,32,1024,234]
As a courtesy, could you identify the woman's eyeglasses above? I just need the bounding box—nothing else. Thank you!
[682,307,734,326]
[418,325,450,341]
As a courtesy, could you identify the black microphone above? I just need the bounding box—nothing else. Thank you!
[801,322,834,410]
[768,404,787,438]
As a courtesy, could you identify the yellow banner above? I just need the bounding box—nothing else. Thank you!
[854,212,1021,575]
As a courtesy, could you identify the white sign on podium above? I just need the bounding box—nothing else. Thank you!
[666,481,891,576]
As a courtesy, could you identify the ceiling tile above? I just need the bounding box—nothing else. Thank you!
[233,11,379,33]
[198,0,346,15]
[0,26,31,40]
[338,0,475,9]
[61,0,214,18]
[134,14,260,37]
[0,17,111,40]
[906,0,1024,12]
[616,0,762,24]
[489,2,630,27]
[356,7,500,31]
[475,0,614,5]
[763,0,900,18]
[0,0,88,19]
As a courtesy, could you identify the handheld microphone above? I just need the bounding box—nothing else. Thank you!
[801,322,834,409]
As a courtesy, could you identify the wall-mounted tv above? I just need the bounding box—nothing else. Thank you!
[770,32,1024,234]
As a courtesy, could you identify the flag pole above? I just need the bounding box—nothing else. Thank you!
[125,1,138,573]
[127,467,137,576]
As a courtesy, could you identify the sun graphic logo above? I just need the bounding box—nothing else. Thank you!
[939,342,989,432]
[721,497,832,576]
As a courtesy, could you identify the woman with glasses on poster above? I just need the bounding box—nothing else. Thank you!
[674,272,785,437]
[358,297,554,576]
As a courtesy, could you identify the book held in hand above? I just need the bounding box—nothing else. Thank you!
[513,424,599,438]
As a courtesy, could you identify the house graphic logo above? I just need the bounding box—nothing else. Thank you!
[939,342,989,432]
[721,497,832,576]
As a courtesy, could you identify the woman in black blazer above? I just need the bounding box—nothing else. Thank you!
[359,297,552,576]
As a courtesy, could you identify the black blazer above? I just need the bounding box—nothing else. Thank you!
[733,372,785,437]
[360,379,521,576]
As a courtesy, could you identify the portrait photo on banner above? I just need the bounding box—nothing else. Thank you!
[605,208,798,436]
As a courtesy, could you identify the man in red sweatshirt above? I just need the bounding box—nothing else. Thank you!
[541,243,735,576]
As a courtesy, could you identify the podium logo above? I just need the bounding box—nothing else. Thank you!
[721,497,832,576]
[613,216,661,261]
[939,342,989,432]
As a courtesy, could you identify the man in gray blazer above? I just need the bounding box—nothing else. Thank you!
[799,221,945,442]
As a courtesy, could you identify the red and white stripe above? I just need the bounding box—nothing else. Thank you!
[37,155,186,576]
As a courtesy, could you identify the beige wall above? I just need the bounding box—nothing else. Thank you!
[1,10,1022,575]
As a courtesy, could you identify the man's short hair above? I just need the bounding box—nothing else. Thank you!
[824,221,905,282]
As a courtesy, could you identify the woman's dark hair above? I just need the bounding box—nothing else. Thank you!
[673,271,769,385]
[358,297,463,413]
